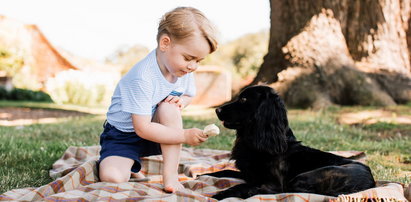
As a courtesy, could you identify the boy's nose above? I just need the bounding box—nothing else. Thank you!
[187,62,198,71]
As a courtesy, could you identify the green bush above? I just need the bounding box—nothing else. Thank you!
[45,70,119,106]
[0,86,52,102]
[0,87,8,100]
[9,88,52,102]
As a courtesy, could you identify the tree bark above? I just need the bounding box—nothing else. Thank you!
[253,0,411,108]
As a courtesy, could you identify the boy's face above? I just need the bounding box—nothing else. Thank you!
[159,33,210,78]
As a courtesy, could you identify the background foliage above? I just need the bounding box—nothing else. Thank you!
[0,87,52,102]
[202,30,269,79]
[0,48,24,77]
[45,70,119,106]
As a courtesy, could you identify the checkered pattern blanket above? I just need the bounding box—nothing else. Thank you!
[0,146,408,201]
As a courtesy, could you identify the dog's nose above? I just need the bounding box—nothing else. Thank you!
[215,108,222,114]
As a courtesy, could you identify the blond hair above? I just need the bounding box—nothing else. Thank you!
[157,7,218,53]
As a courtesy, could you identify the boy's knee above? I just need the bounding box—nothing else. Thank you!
[99,166,130,183]
[154,102,182,127]
[156,102,181,117]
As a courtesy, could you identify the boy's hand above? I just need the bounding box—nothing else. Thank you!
[183,128,208,146]
[163,95,184,109]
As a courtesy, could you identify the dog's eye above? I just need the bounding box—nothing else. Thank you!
[239,97,247,103]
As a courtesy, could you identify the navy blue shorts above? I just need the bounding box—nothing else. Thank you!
[99,121,161,173]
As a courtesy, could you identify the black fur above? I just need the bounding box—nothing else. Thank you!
[205,85,375,199]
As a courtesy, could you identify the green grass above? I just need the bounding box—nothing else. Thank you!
[0,102,410,194]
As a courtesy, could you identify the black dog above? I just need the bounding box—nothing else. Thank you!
[205,85,375,200]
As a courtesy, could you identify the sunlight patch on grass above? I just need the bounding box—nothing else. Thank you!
[338,110,411,125]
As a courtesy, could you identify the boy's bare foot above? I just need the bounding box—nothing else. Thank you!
[130,172,150,182]
[163,177,184,193]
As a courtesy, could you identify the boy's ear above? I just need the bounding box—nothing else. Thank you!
[159,35,171,51]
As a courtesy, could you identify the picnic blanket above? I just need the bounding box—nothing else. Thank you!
[0,146,408,201]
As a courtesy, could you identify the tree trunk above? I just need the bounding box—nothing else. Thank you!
[253,0,411,108]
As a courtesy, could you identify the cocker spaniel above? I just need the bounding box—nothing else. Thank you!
[205,85,375,199]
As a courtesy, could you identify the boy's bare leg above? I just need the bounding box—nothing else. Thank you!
[99,156,134,183]
[161,144,183,192]
[153,102,184,192]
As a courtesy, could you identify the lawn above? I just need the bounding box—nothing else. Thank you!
[0,101,410,194]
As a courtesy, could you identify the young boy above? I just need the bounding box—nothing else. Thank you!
[98,7,218,193]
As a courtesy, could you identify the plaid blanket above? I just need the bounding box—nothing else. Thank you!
[0,146,408,201]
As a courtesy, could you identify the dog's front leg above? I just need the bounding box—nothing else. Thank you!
[212,183,255,200]
[201,170,243,179]
[212,182,281,200]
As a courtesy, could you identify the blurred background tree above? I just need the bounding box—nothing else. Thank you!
[105,44,149,75]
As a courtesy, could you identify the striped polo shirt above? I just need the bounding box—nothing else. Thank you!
[106,49,196,132]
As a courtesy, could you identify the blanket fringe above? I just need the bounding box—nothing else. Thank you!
[333,195,406,202]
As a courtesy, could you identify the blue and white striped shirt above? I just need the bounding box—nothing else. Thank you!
[106,49,196,132]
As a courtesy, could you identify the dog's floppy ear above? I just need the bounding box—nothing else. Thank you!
[250,89,289,154]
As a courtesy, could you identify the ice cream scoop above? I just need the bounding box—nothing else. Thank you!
[203,124,220,137]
